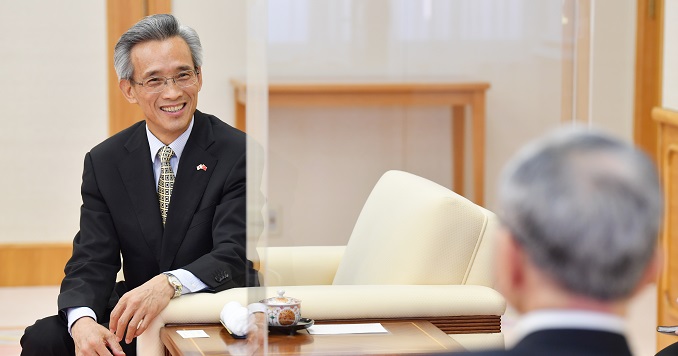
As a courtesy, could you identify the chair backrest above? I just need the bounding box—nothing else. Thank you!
[332,170,498,287]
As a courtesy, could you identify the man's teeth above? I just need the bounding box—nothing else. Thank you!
[161,104,184,112]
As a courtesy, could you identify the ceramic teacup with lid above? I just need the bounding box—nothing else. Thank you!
[259,290,301,327]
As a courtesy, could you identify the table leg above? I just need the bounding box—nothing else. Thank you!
[452,106,465,196]
[235,95,247,132]
[472,93,486,207]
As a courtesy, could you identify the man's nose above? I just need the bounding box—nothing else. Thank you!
[162,79,182,97]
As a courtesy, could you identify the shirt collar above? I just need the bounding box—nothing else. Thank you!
[511,309,626,344]
[146,117,194,161]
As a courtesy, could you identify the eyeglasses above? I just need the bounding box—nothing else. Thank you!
[130,69,200,93]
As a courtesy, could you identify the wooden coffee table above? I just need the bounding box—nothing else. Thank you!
[161,320,463,355]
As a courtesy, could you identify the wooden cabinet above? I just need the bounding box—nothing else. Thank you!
[654,107,678,351]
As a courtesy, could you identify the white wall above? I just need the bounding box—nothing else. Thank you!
[590,0,637,140]
[0,1,107,243]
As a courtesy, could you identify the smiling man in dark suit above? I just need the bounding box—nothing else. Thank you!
[21,14,258,356]
[441,128,663,356]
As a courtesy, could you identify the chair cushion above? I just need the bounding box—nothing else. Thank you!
[332,170,494,285]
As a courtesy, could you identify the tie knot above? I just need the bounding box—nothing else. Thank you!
[159,146,174,163]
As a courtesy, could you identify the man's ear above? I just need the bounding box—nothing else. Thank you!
[637,248,663,291]
[494,228,525,308]
[119,79,138,104]
[195,66,203,92]
[506,232,527,289]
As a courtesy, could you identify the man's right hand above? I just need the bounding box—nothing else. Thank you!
[71,317,126,356]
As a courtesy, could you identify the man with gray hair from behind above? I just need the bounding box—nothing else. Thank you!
[439,127,663,355]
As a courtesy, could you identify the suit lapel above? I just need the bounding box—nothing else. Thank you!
[159,112,217,271]
[118,123,164,262]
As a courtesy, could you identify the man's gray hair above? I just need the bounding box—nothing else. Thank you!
[113,14,203,80]
[498,127,662,301]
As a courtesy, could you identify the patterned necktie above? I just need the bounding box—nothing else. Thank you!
[158,146,175,226]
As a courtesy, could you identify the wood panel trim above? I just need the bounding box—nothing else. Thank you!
[0,243,72,286]
[635,0,664,162]
[107,0,172,135]
[653,107,678,126]
[653,106,676,352]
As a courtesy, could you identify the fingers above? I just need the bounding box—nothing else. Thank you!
[133,315,152,339]
[108,303,122,337]
[110,275,174,343]
[124,314,145,344]
[110,297,138,342]
[73,322,123,356]
[113,306,134,342]
[105,332,126,356]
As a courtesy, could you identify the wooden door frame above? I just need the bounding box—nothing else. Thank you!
[107,0,172,135]
[634,0,664,162]
[634,1,666,353]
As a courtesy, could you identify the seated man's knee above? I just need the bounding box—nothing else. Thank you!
[21,315,74,356]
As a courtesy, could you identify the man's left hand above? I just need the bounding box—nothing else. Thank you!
[109,274,175,344]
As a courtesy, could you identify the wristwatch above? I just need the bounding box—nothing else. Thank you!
[163,272,183,299]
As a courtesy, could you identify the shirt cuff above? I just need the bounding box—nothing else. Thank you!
[66,307,97,336]
[167,268,208,294]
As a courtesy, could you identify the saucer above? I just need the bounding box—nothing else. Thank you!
[221,320,247,339]
[269,318,314,335]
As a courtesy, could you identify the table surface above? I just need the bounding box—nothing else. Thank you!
[161,320,463,355]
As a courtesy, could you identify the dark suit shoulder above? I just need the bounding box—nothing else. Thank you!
[88,120,146,159]
[192,110,247,160]
[196,110,246,144]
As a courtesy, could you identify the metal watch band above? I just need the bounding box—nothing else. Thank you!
[163,272,183,299]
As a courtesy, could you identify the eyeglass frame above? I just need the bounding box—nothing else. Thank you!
[129,68,201,93]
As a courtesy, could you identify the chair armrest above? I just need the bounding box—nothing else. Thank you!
[137,284,505,356]
[257,246,345,286]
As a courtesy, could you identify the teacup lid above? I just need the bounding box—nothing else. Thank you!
[260,289,300,305]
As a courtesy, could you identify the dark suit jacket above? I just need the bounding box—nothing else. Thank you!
[443,329,632,356]
[57,110,258,320]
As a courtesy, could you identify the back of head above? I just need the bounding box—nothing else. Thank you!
[498,127,662,301]
[113,14,203,80]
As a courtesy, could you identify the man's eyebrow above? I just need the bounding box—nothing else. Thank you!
[141,66,194,78]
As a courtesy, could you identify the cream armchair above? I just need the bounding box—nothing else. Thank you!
[137,170,506,355]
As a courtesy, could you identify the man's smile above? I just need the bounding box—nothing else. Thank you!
[160,103,186,113]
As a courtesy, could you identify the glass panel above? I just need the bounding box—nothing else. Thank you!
[244,0,270,310]
[174,0,270,345]
[265,0,574,252]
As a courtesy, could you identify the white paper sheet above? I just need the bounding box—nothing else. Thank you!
[307,323,388,335]
[176,329,210,338]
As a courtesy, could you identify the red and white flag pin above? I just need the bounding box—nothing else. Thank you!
[196,164,207,171]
